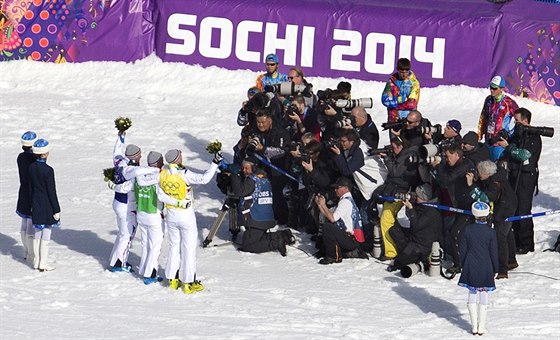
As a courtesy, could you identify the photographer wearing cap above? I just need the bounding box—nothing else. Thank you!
[462,131,491,166]
[314,177,367,264]
[496,108,543,255]
[387,183,442,273]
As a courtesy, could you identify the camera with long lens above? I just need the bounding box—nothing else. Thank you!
[335,98,374,109]
[518,125,555,138]
[245,135,259,156]
[264,82,313,98]
[335,116,356,129]
[381,118,407,131]
[367,145,392,156]
[417,124,442,135]
[407,154,442,164]
[394,192,417,201]
[487,129,510,145]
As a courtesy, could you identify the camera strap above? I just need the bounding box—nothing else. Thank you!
[357,168,377,184]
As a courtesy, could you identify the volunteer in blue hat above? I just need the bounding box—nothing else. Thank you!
[255,53,288,92]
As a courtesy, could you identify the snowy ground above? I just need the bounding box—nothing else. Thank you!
[1,55,559,339]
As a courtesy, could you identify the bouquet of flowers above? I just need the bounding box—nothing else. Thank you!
[206,139,222,154]
[103,167,115,182]
[114,117,132,132]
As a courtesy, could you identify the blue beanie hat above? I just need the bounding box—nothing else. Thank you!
[32,138,50,154]
[21,131,37,147]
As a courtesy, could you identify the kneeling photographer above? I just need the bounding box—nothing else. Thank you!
[229,157,294,256]
[387,183,442,276]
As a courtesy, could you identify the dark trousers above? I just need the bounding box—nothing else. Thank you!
[511,172,537,250]
[495,220,517,273]
[240,227,282,254]
[322,223,358,260]
[271,175,289,225]
[389,226,426,269]
[450,215,471,267]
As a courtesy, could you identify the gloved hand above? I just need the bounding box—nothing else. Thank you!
[107,180,116,190]
[177,199,191,209]
[53,212,60,221]
[213,151,224,165]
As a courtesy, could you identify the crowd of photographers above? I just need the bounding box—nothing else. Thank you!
[218,54,553,279]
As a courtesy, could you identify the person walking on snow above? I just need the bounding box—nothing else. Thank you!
[16,131,38,262]
[160,149,221,294]
[28,138,61,272]
[458,201,499,336]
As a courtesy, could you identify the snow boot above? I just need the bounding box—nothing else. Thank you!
[467,303,478,335]
[25,235,35,264]
[478,304,488,335]
[169,279,181,290]
[38,240,55,271]
[20,231,28,260]
[32,238,40,269]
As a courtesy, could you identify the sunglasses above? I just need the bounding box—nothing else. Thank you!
[288,75,300,80]
[266,63,277,66]
[490,86,499,90]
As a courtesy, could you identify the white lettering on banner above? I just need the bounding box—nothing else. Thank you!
[236,20,263,62]
[363,32,396,74]
[166,13,197,55]
[164,13,446,78]
[263,23,299,64]
[199,17,233,59]
[331,29,361,72]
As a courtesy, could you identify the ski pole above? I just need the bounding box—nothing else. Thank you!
[505,209,560,222]
[253,153,303,185]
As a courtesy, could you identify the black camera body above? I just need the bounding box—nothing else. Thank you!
[245,135,260,155]
[394,192,417,201]
[487,129,510,145]
[324,138,341,150]
[381,118,407,131]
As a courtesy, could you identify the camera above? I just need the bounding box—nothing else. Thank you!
[245,136,259,156]
[487,129,510,145]
[335,98,374,109]
[518,125,554,138]
[381,118,407,131]
[316,88,334,102]
[367,145,392,156]
[467,166,479,181]
[417,124,442,135]
[394,192,417,201]
[324,138,341,149]
[264,82,313,97]
[335,116,356,129]
[407,154,441,164]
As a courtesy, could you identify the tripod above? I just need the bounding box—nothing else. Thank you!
[202,198,240,247]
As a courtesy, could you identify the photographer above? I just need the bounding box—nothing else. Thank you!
[430,144,476,273]
[351,106,379,150]
[229,158,293,256]
[462,131,491,166]
[248,110,292,226]
[237,87,260,130]
[284,95,320,142]
[387,184,442,273]
[429,119,463,149]
[315,88,347,141]
[496,108,542,255]
[467,160,518,279]
[390,110,432,146]
[314,177,367,265]
[375,136,422,260]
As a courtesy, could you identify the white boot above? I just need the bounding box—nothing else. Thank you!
[467,304,478,335]
[20,231,28,260]
[478,304,488,335]
[25,235,35,264]
[38,240,55,271]
[32,238,40,269]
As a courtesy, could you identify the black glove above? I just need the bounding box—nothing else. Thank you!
[213,151,224,164]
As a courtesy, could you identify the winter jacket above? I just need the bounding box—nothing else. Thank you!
[478,94,519,143]
[381,146,421,196]
[381,71,420,122]
[432,157,475,209]
[254,124,291,177]
[470,167,518,221]
[404,203,442,255]
[333,139,365,177]
[464,142,491,166]
[502,126,542,174]
[28,159,60,227]
[231,171,275,230]
[356,114,380,149]
[458,222,499,290]
[16,150,36,217]
[256,72,288,92]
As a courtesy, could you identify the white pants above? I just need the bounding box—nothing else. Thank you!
[109,200,137,267]
[164,208,198,283]
[137,212,164,278]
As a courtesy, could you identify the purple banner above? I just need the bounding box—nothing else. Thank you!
[154,0,500,88]
[0,0,153,62]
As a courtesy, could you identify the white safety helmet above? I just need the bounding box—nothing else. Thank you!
[471,201,490,218]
